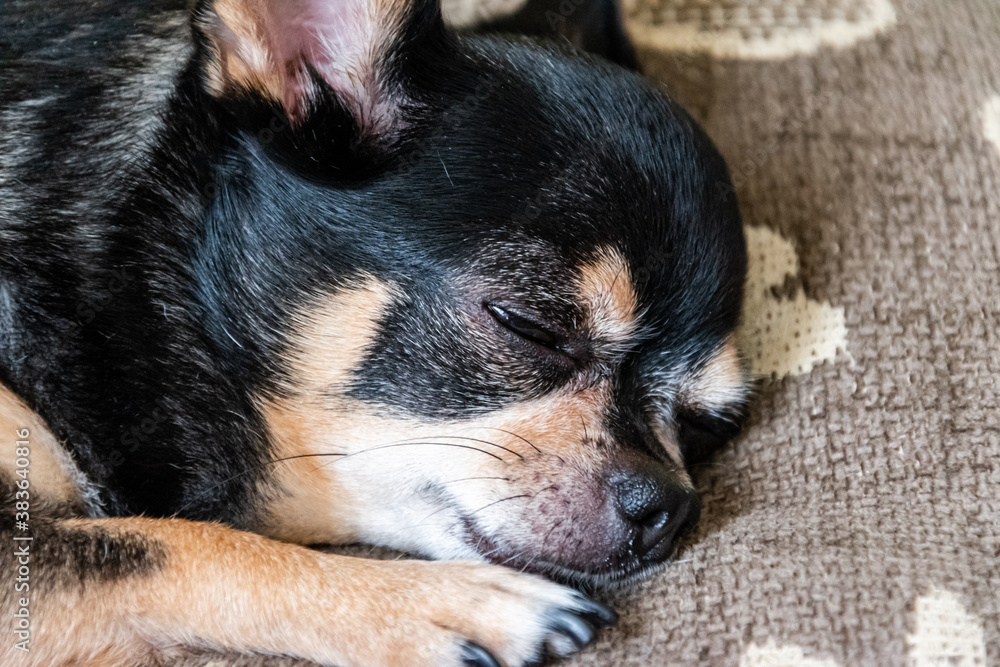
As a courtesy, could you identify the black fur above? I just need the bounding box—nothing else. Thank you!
[0,0,745,546]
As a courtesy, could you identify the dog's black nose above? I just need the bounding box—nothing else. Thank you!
[612,464,700,562]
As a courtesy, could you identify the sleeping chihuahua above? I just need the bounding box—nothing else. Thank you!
[0,0,748,664]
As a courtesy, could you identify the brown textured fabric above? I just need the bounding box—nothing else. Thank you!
[155,0,1000,665]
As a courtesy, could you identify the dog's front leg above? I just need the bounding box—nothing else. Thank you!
[0,508,615,667]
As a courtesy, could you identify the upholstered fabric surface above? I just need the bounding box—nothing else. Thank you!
[156,0,999,665]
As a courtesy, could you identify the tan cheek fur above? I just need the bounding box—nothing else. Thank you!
[258,276,399,544]
[0,381,88,510]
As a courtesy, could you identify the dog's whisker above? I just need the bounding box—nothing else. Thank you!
[498,549,533,569]
[438,476,510,486]
[174,442,506,515]
[411,478,515,529]
[395,435,524,460]
[518,519,564,573]
[518,543,547,573]
[439,494,533,543]
[270,452,346,463]
[278,441,506,467]
[342,441,506,462]
[478,542,508,560]
[465,494,532,520]
[304,443,505,478]
[539,519,562,558]
[415,503,458,528]
[476,426,543,455]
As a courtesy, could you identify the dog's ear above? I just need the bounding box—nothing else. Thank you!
[194,0,444,135]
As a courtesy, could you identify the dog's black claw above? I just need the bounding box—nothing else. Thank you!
[548,612,596,650]
[461,641,502,667]
[574,598,619,628]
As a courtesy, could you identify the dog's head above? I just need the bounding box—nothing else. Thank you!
[190,0,748,586]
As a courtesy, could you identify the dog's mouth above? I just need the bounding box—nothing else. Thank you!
[456,514,676,591]
[418,453,703,590]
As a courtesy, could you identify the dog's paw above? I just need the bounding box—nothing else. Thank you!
[344,559,617,667]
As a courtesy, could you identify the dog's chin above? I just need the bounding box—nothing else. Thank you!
[455,517,668,593]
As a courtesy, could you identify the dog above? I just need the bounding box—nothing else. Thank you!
[0,0,749,665]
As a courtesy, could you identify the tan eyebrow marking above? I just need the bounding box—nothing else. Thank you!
[683,338,749,412]
[576,246,639,345]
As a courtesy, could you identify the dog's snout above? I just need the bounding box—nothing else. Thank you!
[612,464,700,562]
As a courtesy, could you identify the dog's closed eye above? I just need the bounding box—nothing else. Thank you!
[485,303,560,348]
[484,302,591,369]
[676,411,742,465]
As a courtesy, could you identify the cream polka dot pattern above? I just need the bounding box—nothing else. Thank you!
[908,589,988,667]
[622,0,897,59]
[441,0,529,27]
[984,95,1000,159]
[739,225,848,378]
[740,639,840,667]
